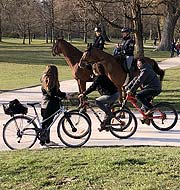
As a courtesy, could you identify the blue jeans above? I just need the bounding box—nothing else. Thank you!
[136,88,161,111]
[95,92,119,115]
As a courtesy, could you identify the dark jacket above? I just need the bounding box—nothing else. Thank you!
[127,63,161,93]
[93,35,105,50]
[41,87,66,111]
[83,74,118,96]
[121,35,134,56]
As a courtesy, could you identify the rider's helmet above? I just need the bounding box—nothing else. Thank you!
[121,27,131,33]
[94,27,102,32]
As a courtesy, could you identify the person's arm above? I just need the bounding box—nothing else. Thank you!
[129,70,147,93]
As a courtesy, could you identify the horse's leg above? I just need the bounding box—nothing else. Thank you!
[77,79,86,105]
[117,87,123,105]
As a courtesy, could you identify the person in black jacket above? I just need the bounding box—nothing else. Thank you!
[113,27,135,80]
[92,27,105,50]
[78,63,119,131]
[126,58,161,124]
[40,64,69,145]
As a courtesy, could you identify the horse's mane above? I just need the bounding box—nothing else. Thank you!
[58,39,83,64]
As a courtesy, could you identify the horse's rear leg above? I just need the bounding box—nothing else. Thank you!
[153,60,165,81]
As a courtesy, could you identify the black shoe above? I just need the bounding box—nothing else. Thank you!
[45,139,50,144]
[140,118,150,125]
[98,126,109,132]
[40,141,45,146]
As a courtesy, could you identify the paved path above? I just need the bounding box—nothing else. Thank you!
[0,57,180,150]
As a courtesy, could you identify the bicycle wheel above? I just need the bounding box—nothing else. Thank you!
[151,102,178,131]
[109,109,137,139]
[57,112,91,147]
[3,115,38,150]
[68,109,91,126]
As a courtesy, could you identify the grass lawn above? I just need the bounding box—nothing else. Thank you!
[0,147,180,190]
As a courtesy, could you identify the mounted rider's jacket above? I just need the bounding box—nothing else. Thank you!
[121,35,134,56]
[93,35,105,50]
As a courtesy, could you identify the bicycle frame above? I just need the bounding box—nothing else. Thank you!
[124,94,164,120]
[79,100,103,123]
[28,103,67,131]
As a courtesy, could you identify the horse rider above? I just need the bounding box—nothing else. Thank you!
[113,27,135,80]
[93,27,105,50]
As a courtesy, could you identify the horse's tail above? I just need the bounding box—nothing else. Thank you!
[152,59,165,81]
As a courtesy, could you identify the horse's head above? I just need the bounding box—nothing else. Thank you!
[52,39,62,56]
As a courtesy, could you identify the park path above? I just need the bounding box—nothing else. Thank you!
[0,57,179,150]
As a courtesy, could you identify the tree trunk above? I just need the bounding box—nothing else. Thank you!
[131,1,144,57]
[45,24,48,43]
[28,25,31,45]
[157,18,161,41]
[158,14,177,50]
[83,19,87,43]
[158,1,180,51]
[23,33,26,44]
[0,9,2,42]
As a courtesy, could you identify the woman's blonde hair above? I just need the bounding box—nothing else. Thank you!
[41,64,60,91]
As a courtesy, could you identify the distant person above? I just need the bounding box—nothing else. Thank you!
[40,64,70,145]
[78,63,119,131]
[93,27,105,50]
[153,37,158,47]
[175,41,180,56]
[170,40,176,57]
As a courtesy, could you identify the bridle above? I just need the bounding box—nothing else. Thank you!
[52,40,60,56]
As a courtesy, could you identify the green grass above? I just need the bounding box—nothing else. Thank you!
[0,147,180,190]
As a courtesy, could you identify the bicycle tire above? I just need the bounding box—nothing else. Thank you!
[68,109,91,126]
[3,115,38,150]
[57,112,91,147]
[151,102,178,131]
[109,109,137,139]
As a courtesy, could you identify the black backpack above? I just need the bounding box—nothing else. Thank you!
[3,99,28,116]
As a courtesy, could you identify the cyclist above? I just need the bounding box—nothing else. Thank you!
[40,64,70,145]
[93,27,105,50]
[126,58,162,124]
[78,63,119,131]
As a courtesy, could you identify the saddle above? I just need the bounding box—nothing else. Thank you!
[114,55,137,74]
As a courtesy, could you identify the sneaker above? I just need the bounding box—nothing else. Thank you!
[45,139,50,144]
[98,125,109,132]
[40,141,45,146]
[45,141,59,147]
[140,118,151,125]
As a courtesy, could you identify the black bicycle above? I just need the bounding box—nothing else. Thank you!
[72,96,138,139]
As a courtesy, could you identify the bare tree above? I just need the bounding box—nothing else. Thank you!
[157,0,180,50]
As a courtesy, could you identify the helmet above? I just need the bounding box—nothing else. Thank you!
[121,27,131,33]
[94,27,101,32]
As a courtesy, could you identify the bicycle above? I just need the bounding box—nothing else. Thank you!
[121,94,178,131]
[2,99,91,150]
[72,96,138,139]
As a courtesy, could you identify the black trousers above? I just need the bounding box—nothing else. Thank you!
[136,88,160,111]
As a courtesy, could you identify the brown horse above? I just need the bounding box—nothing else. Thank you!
[79,46,165,102]
[52,39,93,93]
